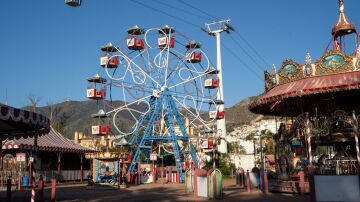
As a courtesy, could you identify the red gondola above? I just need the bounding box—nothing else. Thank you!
[158,25,175,48]
[186,52,202,63]
[87,88,105,100]
[127,25,145,50]
[91,125,110,135]
[100,56,119,68]
[204,78,219,89]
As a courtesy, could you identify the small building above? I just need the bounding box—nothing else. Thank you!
[1,127,92,184]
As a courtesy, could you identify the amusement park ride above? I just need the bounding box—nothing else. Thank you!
[86,25,223,182]
[250,0,360,200]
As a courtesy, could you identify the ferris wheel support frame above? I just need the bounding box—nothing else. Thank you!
[127,90,199,182]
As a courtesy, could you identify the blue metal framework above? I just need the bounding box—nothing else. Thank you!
[127,90,199,182]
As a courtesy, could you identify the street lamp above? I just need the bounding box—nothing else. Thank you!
[114,137,130,188]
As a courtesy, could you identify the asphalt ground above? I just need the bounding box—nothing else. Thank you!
[0,179,309,202]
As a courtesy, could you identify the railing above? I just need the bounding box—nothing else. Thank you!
[0,170,90,187]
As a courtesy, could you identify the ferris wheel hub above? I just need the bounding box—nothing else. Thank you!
[160,86,168,91]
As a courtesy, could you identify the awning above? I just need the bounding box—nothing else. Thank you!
[2,127,93,153]
[249,70,360,116]
[0,104,50,139]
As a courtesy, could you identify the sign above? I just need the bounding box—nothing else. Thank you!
[29,157,34,163]
[150,153,157,161]
[16,153,26,162]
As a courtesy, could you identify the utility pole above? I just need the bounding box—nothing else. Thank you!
[203,19,233,154]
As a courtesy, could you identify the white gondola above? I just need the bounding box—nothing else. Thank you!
[127,25,145,50]
[186,52,202,63]
[65,0,81,7]
[92,125,110,135]
[200,139,214,149]
[100,56,118,68]
[209,110,225,120]
[158,36,174,48]
[204,78,219,89]
[87,88,105,100]
[186,40,202,63]
[158,25,175,48]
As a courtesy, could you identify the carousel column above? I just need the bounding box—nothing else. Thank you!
[306,112,316,202]
[351,111,360,192]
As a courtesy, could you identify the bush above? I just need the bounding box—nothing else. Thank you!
[202,154,236,176]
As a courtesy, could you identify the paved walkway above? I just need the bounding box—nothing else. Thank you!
[0,179,309,201]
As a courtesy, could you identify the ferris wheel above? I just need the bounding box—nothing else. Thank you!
[86,25,222,181]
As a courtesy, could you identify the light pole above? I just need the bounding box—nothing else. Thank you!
[203,19,233,154]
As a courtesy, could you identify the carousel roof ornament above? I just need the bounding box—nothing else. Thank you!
[305,53,312,65]
[272,64,277,73]
[332,0,356,38]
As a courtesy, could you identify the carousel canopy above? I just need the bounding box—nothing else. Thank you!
[249,0,360,117]
[0,104,50,140]
[2,127,93,153]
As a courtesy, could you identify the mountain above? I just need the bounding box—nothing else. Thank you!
[25,96,262,139]
[225,96,262,125]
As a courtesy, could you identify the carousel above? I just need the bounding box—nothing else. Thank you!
[249,0,360,201]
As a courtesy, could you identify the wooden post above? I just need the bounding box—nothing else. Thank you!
[29,155,32,185]
[57,152,61,183]
[80,155,83,182]
[6,176,11,202]
[264,170,268,194]
[51,177,56,202]
[240,171,245,188]
[18,175,21,191]
[37,175,44,202]
[259,170,263,190]
[299,170,305,195]
[246,170,251,193]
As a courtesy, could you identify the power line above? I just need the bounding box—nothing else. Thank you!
[152,0,214,22]
[130,0,264,82]
[221,42,263,82]
[228,34,264,72]
[233,31,271,67]
[178,0,221,21]
[130,0,200,29]
[178,0,270,69]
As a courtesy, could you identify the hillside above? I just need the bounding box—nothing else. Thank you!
[225,96,261,125]
[25,97,261,139]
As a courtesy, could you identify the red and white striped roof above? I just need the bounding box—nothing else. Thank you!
[2,127,93,153]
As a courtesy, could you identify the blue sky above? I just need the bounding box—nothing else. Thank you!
[1,0,359,108]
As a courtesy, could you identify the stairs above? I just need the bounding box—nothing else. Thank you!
[268,180,310,194]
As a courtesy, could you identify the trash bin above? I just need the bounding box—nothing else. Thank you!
[236,168,245,188]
